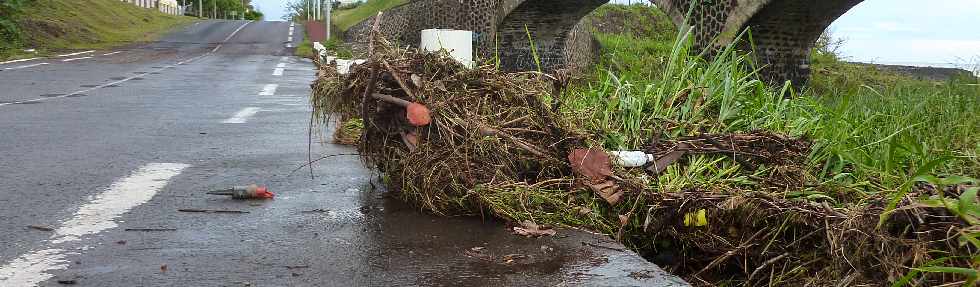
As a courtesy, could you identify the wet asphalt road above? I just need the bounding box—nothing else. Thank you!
[0,20,686,286]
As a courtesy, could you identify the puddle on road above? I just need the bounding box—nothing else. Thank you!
[325,182,682,286]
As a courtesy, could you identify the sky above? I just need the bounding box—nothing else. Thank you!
[250,0,291,20]
[251,0,980,69]
[828,0,980,69]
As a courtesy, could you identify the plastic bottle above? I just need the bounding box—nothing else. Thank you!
[609,151,655,167]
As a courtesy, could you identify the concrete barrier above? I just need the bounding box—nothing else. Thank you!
[314,41,366,75]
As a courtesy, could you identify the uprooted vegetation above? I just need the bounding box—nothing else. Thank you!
[311,5,979,287]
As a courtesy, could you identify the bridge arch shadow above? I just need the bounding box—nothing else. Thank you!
[493,0,608,72]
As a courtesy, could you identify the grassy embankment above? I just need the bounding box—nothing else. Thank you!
[0,0,194,61]
[294,0,389,59]
[331,0,407,32]
[551,4,979,285]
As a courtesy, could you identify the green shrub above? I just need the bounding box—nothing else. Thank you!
[0,0,27,51]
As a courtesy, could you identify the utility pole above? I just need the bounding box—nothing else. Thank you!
[212,0,217,19]
[198,0,203,18]
[323,0,333,42]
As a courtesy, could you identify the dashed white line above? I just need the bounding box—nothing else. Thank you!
[259,84,279,96]
[276,63,286,68]
[61,56,92,62]
[286,43,294,48]
[273,68,284,76]
[222,107,261,123]
[0,163,189,286]
[102,51,122,56]
[0,57,40,65]
[56,50,95,57]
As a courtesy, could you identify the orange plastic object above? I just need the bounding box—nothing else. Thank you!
[406,103,432,127]
[254,186,275,199]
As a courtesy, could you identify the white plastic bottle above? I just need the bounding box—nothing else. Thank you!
[609,151,655,167]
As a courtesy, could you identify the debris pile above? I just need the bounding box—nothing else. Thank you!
[310,25,978,286]
[312,21,587,214]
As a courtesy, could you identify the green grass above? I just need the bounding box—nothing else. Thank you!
[574,5,980,191]
[331,0,407,32]
[558,4,979,284]
[1,0,194,60]
[295,29,315,59]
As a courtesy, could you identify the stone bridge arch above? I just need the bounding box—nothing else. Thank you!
[493,0,608,71]
[652,0,865,86]
[344,0,608,72]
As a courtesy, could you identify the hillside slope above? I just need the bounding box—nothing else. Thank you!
[332,0,407,32]
[1,0,193,59]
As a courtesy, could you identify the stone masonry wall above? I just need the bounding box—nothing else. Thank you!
[344,0,607,73]
[653,0,865,87]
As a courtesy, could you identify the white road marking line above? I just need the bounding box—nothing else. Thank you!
[286,43,294,48]
[222,107,261,123]
[56,50,95,57]
[259,84,278,96]
[212,21,253,53]
[0,163,189,286]
[10,63,50,70]
[102,51,122,56]
[276,63,286,68]
[0,57,41,65]
[0,64,175,108]
[61,56,92,62]
[281,56,289,62]
[273,68,284,76]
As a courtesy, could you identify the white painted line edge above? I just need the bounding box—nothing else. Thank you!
[212,21,253,53]
[61,56,92,62]
[102,51,123,56]
[56,50,95,57]
[273,68,284,76]
[276,63,286,68]
[0,57,40,65]
[0,163,189,286]
[10,63,50,70]
[0,63,176,108]
[222,107,261,123]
